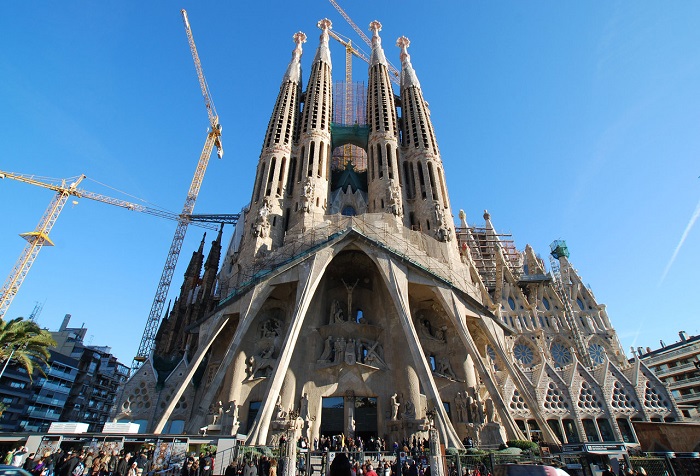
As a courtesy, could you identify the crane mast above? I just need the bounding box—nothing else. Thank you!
[0,169,232,321]
[132,10,224,370]
[327,0,400,83]
[0,175,84,319]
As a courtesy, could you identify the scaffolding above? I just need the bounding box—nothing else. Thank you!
[331,81,368,171]
[222,215,479,308]
[456,226,523,291]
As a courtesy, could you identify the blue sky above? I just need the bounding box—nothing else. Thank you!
[1,2,698,365]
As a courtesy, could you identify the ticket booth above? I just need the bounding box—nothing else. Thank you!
[562,442,629,476]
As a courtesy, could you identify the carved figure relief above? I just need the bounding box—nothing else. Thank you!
[387,179,402,217]
[402,398,416,419]
[485,397,499,423]
[434,355,457,380]
[329,299,344,324]
[391,393,400,420]
[246,343,276,379]
[434,203,451,242]
[418,315,447,343]
[259,317,282,338]
[317,336,386,368]
[300,179,314,213]
[253,198,272,237]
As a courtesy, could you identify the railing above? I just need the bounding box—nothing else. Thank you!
[39,380,72,394]
[668,373,700,388]
[47,367,77,381]
[642,343,700,364]
[673,392,700,403]
[655,362,698,377]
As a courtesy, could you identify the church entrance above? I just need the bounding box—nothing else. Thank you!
[354,397,378,441]
[320,396,378,439]
[320,397,344,436]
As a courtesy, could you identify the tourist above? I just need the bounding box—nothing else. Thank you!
[268,459,277,476]
[243,460,257,476]
[116,453,131,476]
[329,454,352,476]
[127,462,138,476]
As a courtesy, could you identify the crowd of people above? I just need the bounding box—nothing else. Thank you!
[4,447,152,476]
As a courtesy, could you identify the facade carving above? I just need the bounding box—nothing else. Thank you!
[111,17,682,449]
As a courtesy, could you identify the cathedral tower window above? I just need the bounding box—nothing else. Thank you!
[418,164,426,199]
[403,162,415,198]
[254,162,266,203]
[284,208,290,232]
[427,162,437,201]
[376,144,384,178]
[386,144,393,179]
[265,157,276,196]
[308,142,315,177]
[277,157,287,196]
[287,158,297,194]
[298,147,305,181]
[318,141,324,177]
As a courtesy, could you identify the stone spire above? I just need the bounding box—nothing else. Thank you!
[367,21,402,219]
[247,33,306,254]
[200,224,224,311]
[288,19,334,232]
[396,36,454,244]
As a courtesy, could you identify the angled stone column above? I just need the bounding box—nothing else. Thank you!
[152,312,230,433]
[183,282,274,433]
[247,248,334,444]
[432,286,524,440]
[434,286,559,443]
[374,255,462,448]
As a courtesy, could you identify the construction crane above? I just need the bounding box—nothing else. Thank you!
[131,9,224,371]
[328,0,401,83]
[0,170,227,320]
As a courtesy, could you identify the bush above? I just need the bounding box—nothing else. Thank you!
[506,440,539,452]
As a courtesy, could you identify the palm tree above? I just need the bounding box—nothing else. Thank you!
[0,317,56,380]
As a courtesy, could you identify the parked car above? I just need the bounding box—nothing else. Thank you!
[0,466,33,476]
[493,464,570,476]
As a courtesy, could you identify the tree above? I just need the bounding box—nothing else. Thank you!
[0,317,56,380]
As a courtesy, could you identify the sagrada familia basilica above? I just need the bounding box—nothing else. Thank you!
[113,18,681,448]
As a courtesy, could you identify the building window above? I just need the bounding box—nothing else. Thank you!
[542,298,550,310]
[551,343,572,367]
[588,343,606,365]
[514,343,534,366]
[582,419,600,442]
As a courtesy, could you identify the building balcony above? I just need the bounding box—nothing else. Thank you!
[644,344,700,365]
[47,368,77,381]
[39,381,72,394]
[674,393,700,403]
[668,374,700,389]
[655,362,698,377]
[34,395,67,407]
[27,408,61,420]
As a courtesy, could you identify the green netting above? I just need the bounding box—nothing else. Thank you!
[331,123,370,150]
[550,240,570,259]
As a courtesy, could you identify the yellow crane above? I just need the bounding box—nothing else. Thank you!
[131,10,225,370]
[0,170,221,320]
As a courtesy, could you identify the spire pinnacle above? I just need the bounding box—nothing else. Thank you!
[283,32,306,83]
[314,18,332,65]
[396,36,420,88]
[199,233,207,251]
[369,20,387,66]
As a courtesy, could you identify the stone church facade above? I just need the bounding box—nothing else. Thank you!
[113,19,681,447]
